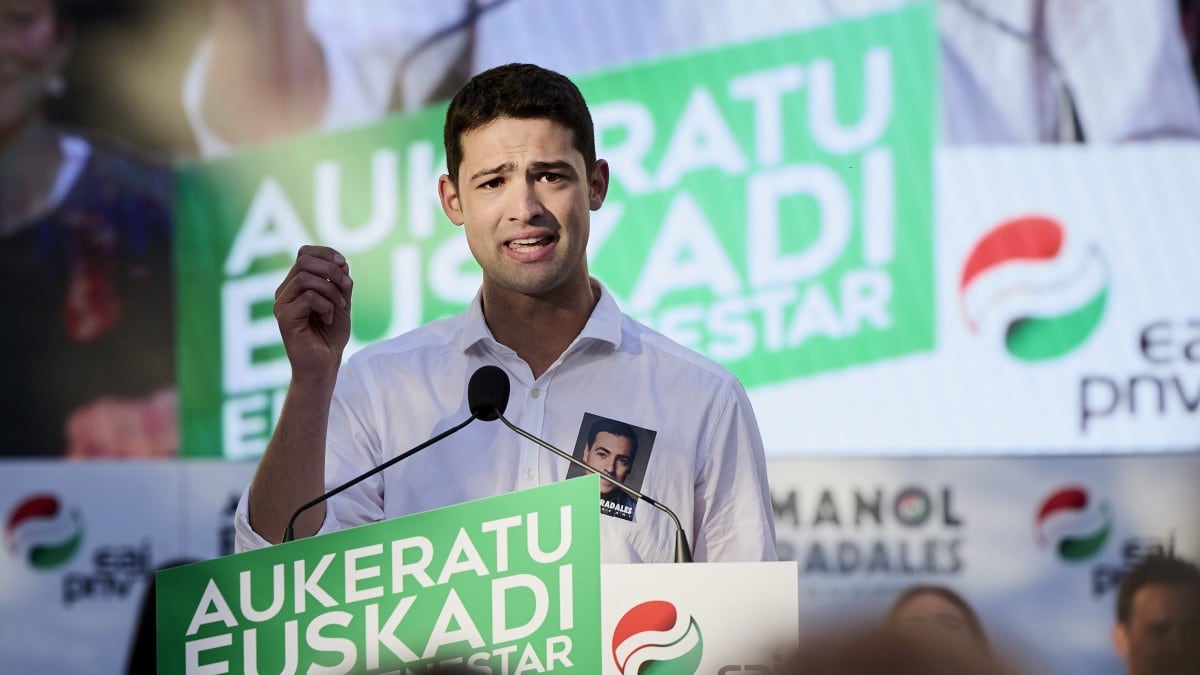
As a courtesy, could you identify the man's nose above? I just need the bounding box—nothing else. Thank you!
[509,180,547,223]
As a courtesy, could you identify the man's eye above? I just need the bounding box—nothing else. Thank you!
[480,177,503,189]
[539,173,563,183]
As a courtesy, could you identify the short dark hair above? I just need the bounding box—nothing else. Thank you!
[1116,554,1200,624]
[888,584,989,649]
[586,417,638,460]
[442,63,596,185]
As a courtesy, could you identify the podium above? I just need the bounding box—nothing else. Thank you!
[156,475,798,674]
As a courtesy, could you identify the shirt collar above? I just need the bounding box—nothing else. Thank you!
[458,278,624,353]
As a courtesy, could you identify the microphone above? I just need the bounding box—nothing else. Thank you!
[468,364,510,421]
[470,367,694,563]
[281,366,508,542]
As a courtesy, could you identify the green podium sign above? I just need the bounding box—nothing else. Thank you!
[157,476,603,674]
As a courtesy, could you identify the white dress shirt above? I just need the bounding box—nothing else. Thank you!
[236,283,778,563]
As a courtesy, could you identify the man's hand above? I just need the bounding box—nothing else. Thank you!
[274,245,354,381]
[247,246,353,543]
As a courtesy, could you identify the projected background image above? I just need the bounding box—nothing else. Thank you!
[1,1,1198,673]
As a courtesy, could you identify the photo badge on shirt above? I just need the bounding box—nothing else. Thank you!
[564,412,657,522]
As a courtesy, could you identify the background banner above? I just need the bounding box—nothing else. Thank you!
[174,6,936,458]
[769,453,1200,675]
[4,1,1200,674]
[4,455,1196,674]
[754,145,1200,454]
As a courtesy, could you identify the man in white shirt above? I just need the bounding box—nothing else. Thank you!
[235,63,778,563]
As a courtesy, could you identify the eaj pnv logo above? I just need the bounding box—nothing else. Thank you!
[960,215,1109,361]
[5,493,84,570]
[1034,485,1112,563]
[612,600,704,675]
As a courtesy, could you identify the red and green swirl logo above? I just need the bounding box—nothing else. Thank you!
[1034,486,1112,562]
[960,215,1108,361]
[612,600,703,675]
[5,494,85,570]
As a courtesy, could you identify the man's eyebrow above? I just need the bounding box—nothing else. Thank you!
[469,161,516,182]
[531,160,577,175]
[468,159,578,182]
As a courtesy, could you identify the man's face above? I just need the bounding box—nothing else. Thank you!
[582,431,634,495]
[890,592,984,653]
[1114,584,1200,675]
[438,116,608,302]
[0,0,69,133]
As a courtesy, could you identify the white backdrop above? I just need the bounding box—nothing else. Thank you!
[752,145,1200,454]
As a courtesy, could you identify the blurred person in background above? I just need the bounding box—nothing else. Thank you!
[1112,554,1200,675]
[0,0,175,458]
[183,0,1200,157]
[677,0,1200,143]
[776,624,1018,675]
[887,584,992,656]
[182,0,677,155]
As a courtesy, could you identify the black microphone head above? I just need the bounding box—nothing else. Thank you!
[468,365,509,421]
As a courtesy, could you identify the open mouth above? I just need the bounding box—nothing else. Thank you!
[506,235,556,252]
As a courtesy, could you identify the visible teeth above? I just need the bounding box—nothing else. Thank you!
[509,237,550,250]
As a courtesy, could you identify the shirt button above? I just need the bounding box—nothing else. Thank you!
[530,388,540,399]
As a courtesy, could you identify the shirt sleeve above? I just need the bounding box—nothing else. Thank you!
[233,484,342,553]
[232,358,385,552]
[320,357,389,532]
[692,378,779,562]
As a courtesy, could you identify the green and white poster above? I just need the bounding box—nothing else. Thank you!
[175,5,935,457]
[156,477,602,674]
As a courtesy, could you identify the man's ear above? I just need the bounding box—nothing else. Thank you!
[1112,623,1130,661]
[438,174,464,226]
[589,159,610,211]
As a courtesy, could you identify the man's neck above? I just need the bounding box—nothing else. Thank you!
[481,275,600,380]
[0,117,64,234]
